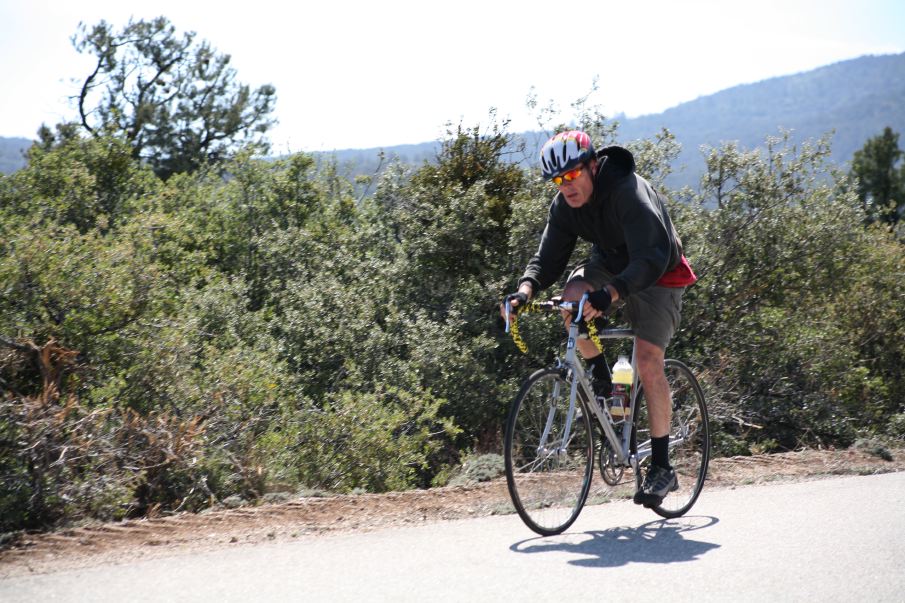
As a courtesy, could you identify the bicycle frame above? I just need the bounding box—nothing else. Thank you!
[506,294,649,471]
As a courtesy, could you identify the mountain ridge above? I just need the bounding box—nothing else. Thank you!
[617,52,905,186]
[3,52,903,186]
[306,52,905,190]
[0,136,32,175]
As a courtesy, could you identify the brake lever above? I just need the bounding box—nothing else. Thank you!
[576,292,590,323]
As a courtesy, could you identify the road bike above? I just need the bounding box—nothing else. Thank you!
[503,293,710,536]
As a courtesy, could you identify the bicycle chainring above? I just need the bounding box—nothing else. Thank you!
[599,439,625,486]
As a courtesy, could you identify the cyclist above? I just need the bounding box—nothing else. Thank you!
[501,130,697,507]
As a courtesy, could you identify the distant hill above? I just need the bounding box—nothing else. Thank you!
[315,141,441,188]
[0,137,31,175]
[618,52,905,188]
[319,52,905,191]
[4,53,904,186]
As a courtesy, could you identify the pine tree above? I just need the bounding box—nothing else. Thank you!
[71,17,276,179]
[850,127,905,225]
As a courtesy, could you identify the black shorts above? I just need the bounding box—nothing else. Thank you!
[567,258,684,350]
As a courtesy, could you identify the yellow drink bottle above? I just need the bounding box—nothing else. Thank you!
[610,355,633,421]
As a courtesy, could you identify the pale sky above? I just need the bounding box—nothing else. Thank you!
[1,1,903,152]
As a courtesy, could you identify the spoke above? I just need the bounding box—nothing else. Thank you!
[506,370,593,535]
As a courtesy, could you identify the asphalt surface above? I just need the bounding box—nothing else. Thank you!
[3,471,904,602]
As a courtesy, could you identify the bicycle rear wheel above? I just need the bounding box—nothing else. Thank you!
[638,359,710,518]
[504,368,594,536]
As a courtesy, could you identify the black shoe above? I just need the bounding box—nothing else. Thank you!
[633,464,678,508]
[591,377,611,399]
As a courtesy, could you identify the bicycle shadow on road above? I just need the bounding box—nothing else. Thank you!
[509,516,720,568]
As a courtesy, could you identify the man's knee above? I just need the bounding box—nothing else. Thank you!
[560,280,593,324]
[562,279,593,302]
[635,339,666,378]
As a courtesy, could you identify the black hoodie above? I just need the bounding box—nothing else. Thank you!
[519,146,683,299]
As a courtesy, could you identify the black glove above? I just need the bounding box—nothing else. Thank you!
[504,292,529,312]
[586,288,612,313]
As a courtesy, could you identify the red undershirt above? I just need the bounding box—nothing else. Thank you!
[656,255,698,288]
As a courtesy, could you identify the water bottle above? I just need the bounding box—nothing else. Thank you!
[609,356,633,422]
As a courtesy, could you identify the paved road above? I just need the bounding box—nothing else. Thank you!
[3,472,904,602]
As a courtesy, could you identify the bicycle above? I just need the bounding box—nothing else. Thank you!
[503,293,710,536]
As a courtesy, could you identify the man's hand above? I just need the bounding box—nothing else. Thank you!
[500,285,532,322]
[585,287,612,317]
[501,292,528,322]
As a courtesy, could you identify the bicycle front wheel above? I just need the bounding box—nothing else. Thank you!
[504,368,594,536]
[643,359,710,519]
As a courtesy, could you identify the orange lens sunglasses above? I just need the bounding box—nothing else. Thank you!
[552,167,583,186]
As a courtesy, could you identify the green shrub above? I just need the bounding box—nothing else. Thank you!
[853,437,894,461]
[447,453,505,486]
[263,386,460,494]
[886,413,905,440]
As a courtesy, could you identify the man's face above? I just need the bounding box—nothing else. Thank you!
[556,160,596,208]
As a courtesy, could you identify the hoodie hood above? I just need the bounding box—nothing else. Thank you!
[593,146,636,197]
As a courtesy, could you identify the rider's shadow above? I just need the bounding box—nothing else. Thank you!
[510,516,720,568]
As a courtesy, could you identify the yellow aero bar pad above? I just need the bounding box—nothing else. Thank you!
[509,301,603,355]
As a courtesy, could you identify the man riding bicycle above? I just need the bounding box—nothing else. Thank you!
[501,130,697,507]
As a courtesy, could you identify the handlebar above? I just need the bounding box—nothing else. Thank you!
[505,293,614,354]
[504,293,590,333]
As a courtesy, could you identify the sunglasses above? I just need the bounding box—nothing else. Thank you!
[551,167,583,186]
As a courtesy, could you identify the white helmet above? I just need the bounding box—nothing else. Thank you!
[539,130,595,180]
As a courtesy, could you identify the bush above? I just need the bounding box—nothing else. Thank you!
[446,453,505,486]
[261,386,460,494]
[887,413,905,440]
[853,438,894,461]
[673,132,905,449]
[0,353,214,529]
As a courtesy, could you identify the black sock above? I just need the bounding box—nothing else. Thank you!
[651,436,671,469]
[586,354,609,382]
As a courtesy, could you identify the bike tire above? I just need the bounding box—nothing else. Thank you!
[504,368,594,536]
[638,359,710,519]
